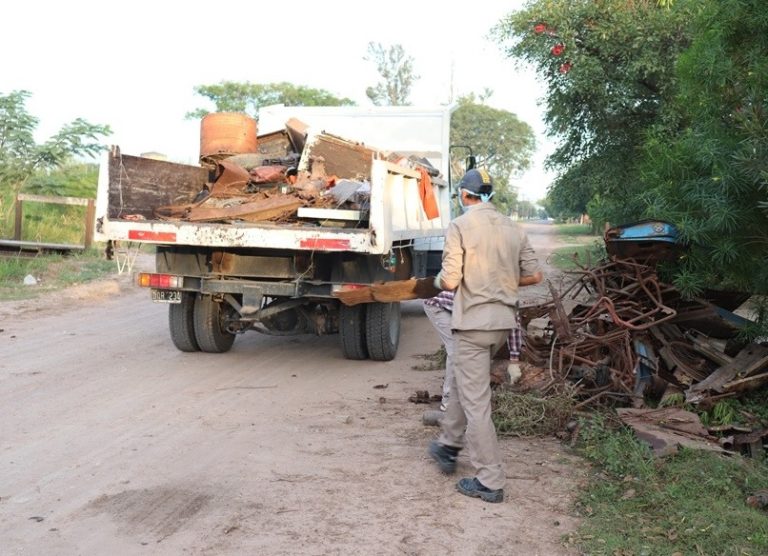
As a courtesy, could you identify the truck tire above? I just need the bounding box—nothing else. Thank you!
[193,294,236,353]
[365,302,401,361]
[339,304,368,360]
[168,292,200,352]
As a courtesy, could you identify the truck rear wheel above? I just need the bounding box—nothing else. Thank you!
[169,292,200,352]
[339,304,368,360]
[365,302,401,361]
[193,294,236,353]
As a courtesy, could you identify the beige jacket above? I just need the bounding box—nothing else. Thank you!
[440,203,540,331]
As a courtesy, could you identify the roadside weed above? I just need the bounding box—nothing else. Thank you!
[571,414,768,555]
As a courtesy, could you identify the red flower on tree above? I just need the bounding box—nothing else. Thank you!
[559,61,572,74]
[551,43,565,56]
[534,23,547,34]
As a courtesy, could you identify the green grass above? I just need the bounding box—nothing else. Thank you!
[0,248,115,301]
[570,413,768,555]
[554,223,597,237]
[6,203,90,245]
[550,242,606,270]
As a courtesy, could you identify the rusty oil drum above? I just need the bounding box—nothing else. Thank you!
[199,112,258,158]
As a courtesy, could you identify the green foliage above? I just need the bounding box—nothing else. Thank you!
[577,414,655,479]
[364,43,419,106]
[0,91,110,194]
[449,95,536,214]
[553,223,594,236]
[25,163,99,198]
[573,414,768,555]
[637,0,768,309]
[700,386,768,429]
[186,81,355,120]
[550,242,605,271]
[0,91,109,239]
[493,1,696,222]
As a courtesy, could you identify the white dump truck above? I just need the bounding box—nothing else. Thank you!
[95,104,464,360]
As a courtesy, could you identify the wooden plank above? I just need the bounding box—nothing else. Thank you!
[0,239,84,252]
[84,199,95,249]
[14,198,22,240]
[686,344,768,400]
[722,371,768,394]
[17,193,90,206]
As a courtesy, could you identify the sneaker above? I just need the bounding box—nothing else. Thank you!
[428,441,460,474]
[456,477,504,503]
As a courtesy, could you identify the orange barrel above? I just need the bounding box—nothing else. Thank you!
[200,112,258,158]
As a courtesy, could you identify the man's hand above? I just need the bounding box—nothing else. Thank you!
[413,277,442,299]
[519,271,543,287]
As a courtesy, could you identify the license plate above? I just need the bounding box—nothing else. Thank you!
[151,289,182,303]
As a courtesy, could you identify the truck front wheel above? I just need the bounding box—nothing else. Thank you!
[193,294,236,353]
[169,292,200,352]
[339,304,368,360]
[365,302,401,361]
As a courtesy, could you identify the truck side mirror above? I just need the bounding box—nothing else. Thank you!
[466,155,476,170]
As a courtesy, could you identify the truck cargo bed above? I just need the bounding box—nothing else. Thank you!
[96,147,450,254]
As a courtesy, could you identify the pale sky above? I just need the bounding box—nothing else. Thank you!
[2,0,555,202]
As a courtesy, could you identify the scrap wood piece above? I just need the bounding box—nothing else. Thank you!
[333,278,441,306]
[686,343,768,403]
[371,278,441,303]
[731,427,768,458]
[616,407,726,457]
[185,196,303,223]
[722,371,768,394]
[334,287,375,306]
[547,281,573,341]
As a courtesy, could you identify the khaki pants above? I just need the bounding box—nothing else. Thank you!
[423,303,454,402]
[438,329,508,490]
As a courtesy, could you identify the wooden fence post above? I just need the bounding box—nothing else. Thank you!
[84,199,95,249]
[13,197,23,240]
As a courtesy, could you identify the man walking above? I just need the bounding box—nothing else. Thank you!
[427,168,541,503]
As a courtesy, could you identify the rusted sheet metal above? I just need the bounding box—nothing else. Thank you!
[299,133,380,180]
[107,147,207,219]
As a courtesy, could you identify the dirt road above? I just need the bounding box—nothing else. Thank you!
[0,222,587,556]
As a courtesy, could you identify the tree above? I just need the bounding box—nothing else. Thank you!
[364,43,419,106]
[26,163,100,198]
[186,81,355,120]
[638,0,768,305]
[0,90,110,199]
[493,0,696,225]
[450,95,536,215]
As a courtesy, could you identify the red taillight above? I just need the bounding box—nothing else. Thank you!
[137,273,182,289]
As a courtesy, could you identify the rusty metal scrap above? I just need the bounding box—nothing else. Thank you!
[517,258,767,411]
[151,119,408,225]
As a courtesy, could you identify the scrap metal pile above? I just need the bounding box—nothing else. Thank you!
[152,118,438,226]
[516,256,768,413]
